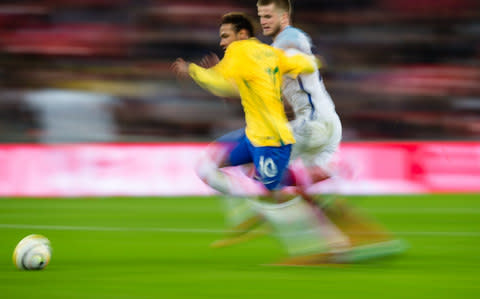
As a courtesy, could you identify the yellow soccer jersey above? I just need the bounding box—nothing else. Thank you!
[189,38,317,147]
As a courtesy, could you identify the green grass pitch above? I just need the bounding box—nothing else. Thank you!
[1,194,479,298]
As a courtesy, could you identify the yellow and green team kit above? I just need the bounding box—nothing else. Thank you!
[188,38,317,147]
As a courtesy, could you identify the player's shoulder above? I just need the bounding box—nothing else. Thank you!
[276,26,310,41]
[228,38,261,52]
[273,26,312,53]
[281,26,310,40]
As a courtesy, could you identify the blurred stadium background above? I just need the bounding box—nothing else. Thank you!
[0,0,479,143]
[1,1,480,298]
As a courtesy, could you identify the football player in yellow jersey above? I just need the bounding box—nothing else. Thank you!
[173,12,317,196]
[172,13,346,263]
[173,12,406,265]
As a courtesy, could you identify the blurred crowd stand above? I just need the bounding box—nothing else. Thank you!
[0,0,478,142]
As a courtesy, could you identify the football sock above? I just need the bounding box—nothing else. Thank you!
[250,196,333,256]
[319,196,392,246]
[222,196,259,228]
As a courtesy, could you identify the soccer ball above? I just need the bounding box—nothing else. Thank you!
[13,234,52,270]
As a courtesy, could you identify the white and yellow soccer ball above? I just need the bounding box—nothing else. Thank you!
[13,234,52,270]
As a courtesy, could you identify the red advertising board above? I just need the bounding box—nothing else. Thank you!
[0,142,478,197]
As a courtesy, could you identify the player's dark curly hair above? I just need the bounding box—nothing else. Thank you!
[221,12,256,37]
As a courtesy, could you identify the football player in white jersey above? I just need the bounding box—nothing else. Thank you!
[256,0,405,256]
[258,0,342,187]
[253,0,355,263]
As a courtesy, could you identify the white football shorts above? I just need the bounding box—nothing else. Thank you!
[290,114,342,170]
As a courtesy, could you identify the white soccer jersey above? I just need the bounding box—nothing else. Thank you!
[272,26,342,168]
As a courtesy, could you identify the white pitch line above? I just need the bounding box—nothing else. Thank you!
[395,231,480,237]
[0,223,479,237]
[0,224,226,234]
[364,208,480,214]
[3,205,480,214]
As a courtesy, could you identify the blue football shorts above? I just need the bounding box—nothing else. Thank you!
[219,130,292,191]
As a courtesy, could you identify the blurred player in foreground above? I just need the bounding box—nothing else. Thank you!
[172,12,353,264]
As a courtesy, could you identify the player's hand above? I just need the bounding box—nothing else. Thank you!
[199,53,220,68]
[315,54,326,69]
[171,58,190,79]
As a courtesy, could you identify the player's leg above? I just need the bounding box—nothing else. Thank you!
[195,130,266,197]
[210,198,269,248]
[195,132,272,247]
[202,132,339,254]
[278,117,403,261]
[275,119,351,254]
[210,139,344,251]
[212,129,265,230]
[245,143,349,259]
[304,140,396,246]
[319,195,394,246]
[299,136,403,251]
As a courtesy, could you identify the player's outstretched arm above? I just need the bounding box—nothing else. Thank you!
[189,63,239,99]
[172,48,239,99]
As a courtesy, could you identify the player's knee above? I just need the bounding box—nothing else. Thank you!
[195,155,216,181]
[196,145,227,178]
